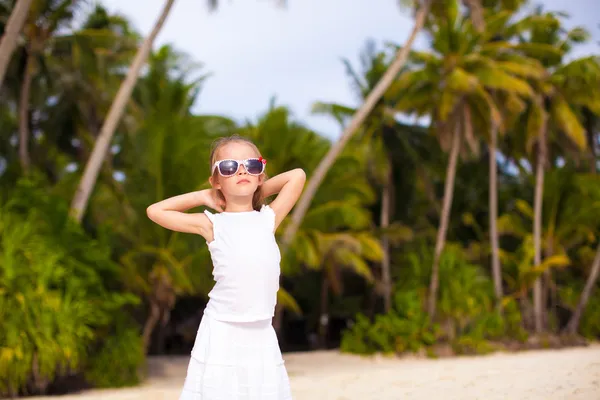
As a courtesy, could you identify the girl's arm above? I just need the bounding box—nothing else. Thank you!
[146,189,222,241]
[262,168,306,230]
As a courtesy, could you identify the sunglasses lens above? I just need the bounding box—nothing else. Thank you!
[245,159,264,175]
[218,160,239,176]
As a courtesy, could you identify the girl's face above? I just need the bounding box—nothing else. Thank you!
[209,142,264,199]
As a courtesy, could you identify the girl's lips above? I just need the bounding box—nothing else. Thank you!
[237,179,250,184]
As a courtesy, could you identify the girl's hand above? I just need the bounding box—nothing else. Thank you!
[199,189,225,212]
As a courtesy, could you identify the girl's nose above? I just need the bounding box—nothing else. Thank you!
[238,164,248,174]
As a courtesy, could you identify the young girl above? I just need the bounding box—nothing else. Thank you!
[146,135,306,400]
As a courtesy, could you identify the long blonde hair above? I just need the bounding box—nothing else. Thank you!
[209,135,266,211]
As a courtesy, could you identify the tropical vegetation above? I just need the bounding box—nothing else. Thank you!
[0,0,599,396]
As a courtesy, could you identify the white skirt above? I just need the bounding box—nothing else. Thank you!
[179,312,292,400]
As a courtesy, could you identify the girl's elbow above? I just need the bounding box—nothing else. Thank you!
[294,168,306,181]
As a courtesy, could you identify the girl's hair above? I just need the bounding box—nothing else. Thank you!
[209,135,266,211]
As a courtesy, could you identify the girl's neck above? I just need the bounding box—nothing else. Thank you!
[223,197,254,213]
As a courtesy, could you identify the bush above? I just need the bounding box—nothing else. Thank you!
[341,290,439,355]
[85,321,145,388]
[0,180,141,396]
[341,244,529,356]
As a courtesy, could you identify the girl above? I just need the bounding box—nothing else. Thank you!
[146,135,306,400]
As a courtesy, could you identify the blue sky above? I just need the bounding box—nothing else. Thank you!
[100,0,599,139]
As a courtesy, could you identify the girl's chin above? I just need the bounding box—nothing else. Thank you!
[223,186,258,198]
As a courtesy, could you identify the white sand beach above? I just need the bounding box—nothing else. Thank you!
[29,345,600,400]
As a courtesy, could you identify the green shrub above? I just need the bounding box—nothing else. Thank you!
[341,290,439,355]
[0,180,140,396]
[85,321,145,388]
[341,244,530,356]
[580,291,600,339]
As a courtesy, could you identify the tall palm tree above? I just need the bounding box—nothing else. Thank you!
[69,0,285,222]
[14,0,84,171]
[279,0,527,273]
[516,12,597,331]
[280,0,433,251]
[0,0,33,90]
[69,0,176,222]
[386,1,544,318]
[312,40,400,312]
[93,46,225,351]
[475,0,528,311]
[42,5,138,179]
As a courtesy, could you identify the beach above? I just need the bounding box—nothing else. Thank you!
[28,344,600,400]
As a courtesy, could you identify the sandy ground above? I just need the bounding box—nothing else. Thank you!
[29,345,600,400]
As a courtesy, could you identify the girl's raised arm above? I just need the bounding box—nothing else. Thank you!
[262,168,306,231]
[146,189,223,241]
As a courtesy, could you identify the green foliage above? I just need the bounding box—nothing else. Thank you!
[85,320,145,388]
[342,244,529,356]
[0,0,599,396]
[0,179,141,396]
[579,292,600,339]
[340,290,439,355]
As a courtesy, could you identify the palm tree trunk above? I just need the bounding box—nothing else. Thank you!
[461,0,485,32]
[18,51,33,171]
[565,243,600,334]
[583,109,597,174]
[533,111,547,333]
[566,151,599,334]
[0,0,33,90]
[427,120,462,318]
[380,164,393,313]
[318,271,329,348]
[280,0,431,250]
[489,120,503,309]
[69,0,176,222]
[143,302,160,352]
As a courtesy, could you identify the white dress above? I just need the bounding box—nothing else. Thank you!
[179,205,293,400]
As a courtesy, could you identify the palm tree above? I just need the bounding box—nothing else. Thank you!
[497,168,600,333]
[386,1,544,318]
[0,0,33,90]
[14,0,84,171]
[279,0,529,281]
[41,5,138,179]
[91,46,227,351]
[280,0,433,251]
[312,40,400,312]
[69,0,285,222]
[566,244,600,334]
[517,13,597,331]
[476,0,528,312]
[69,0,176,222]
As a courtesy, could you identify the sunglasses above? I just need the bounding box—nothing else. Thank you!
[212,157,267,177]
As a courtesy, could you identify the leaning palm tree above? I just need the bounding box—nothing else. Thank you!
[280,0,433,250]
[312,40,400,312]
[0,0,33,90]
[279,0,525,263]
[70,0,285,222]
[70,0,176,222]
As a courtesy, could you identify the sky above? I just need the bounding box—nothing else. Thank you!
[99,0,599,139]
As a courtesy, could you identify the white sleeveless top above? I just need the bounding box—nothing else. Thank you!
[202,205,281,322]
